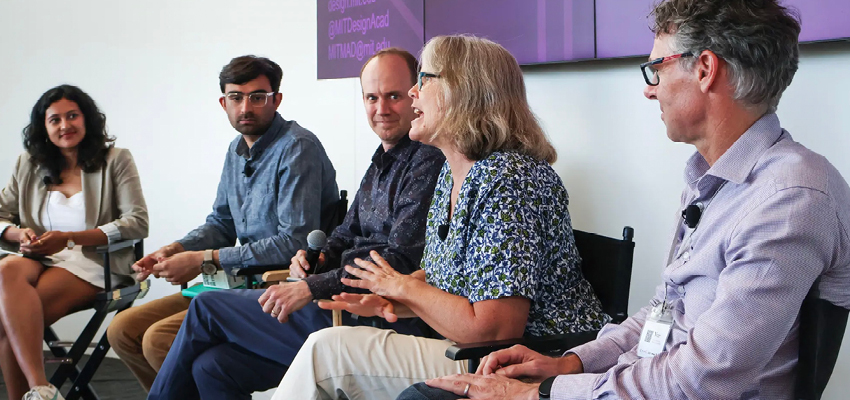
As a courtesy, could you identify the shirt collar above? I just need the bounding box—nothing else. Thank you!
[235,112,287,159]
[684,113,783,186]
[371,134,413,167]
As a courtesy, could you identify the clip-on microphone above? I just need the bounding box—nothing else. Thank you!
[437,224,449,241]
[682,203,703,229]
[243,163,254,177]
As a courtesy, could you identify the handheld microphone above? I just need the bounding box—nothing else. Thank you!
[304,230,327,275]
[243,163,254,177]
[437,224,449,241]
[682,203,703,229]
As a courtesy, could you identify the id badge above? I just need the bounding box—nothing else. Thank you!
[637,303,673,358]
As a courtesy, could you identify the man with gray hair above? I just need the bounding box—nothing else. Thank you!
[408,0,850,398]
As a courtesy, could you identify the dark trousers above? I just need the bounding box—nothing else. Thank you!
[147,289,354,400]
[396,382,464,400]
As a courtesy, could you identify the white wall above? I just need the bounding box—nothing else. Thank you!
[1,1,849,398]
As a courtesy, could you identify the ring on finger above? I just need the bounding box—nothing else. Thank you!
[463,383,470,396]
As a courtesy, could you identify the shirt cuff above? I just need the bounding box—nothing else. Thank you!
[97,223,122,245]
[217,247,240,275]
[304,271,341,300]
[0,223,12,238]
[567,336,623,374]
[550,373,600,400]
[175,237,201,252]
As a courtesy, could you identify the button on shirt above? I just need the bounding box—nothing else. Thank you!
[554,114,850,399]
[178,113,339,275]
[304,136,444,300]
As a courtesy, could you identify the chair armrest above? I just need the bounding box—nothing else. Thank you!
[95,279,151,303]
[262,270,291,283]
[446,331,599,361]
[235,265,290,277]
[95,239,141,254]
[446,337,525,361]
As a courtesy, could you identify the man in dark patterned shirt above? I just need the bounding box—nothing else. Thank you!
[147,48,444,400]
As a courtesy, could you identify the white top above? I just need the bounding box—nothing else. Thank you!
[41,191,86,232]
[40,191,108,288]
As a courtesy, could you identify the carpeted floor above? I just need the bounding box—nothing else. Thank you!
[0,353,146,400]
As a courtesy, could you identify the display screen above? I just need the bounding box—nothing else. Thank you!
[317,0,850,78]
[595,0,850,59]
[785,0,850,42]
[595,0,655,59]
[424,0,595,65]
[318,0,424,79]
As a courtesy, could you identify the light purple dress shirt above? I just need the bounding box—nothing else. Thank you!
[553,114,850,399]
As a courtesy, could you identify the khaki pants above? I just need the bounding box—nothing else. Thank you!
[106,292,191,392]
[272,326,468,400]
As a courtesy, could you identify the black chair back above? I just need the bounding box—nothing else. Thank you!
[47,239,148,400]
[447,226,636,369]
[573,226,635,323]
[795,279,849,400]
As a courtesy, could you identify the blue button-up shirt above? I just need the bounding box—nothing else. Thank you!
[555,114,850,399]
[178,113,339,275]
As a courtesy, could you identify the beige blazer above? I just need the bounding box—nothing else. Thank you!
[0,147,148,283]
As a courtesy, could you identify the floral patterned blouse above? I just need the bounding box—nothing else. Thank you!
[422,151,610,336]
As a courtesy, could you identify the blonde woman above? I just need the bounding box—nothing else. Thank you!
[272,35,608,400]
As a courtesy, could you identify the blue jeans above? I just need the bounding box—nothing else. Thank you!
[147,289,352,400]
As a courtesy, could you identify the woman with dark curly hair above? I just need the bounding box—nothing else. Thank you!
[0,85,148,400]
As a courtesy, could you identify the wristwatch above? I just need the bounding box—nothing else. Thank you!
[538,376,557,399]
[201,249,218,275]
[66,233,75,250]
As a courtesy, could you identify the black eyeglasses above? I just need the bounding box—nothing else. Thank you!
[640,52,694,86]
[417,71,440,90]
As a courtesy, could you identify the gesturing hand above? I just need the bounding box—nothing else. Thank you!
[340,250,413,298]
[477,345,581,381]
[150,251,202,285]
[289,249,326,279]
[425,373,539,400]
[316,293,398,322]
[133,243,183,281]
[19,231,68,256]
[258,281,314,323]
[16,228,38,246]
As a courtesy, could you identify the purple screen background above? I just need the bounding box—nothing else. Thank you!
[424,0,595,65]
[595,0,655,59]
[595,0,850,59]
[318,0,424,79]
[318,0,850,78]
[785,0,850,42]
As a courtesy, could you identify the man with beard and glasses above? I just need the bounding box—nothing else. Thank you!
[106,55,339,393]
